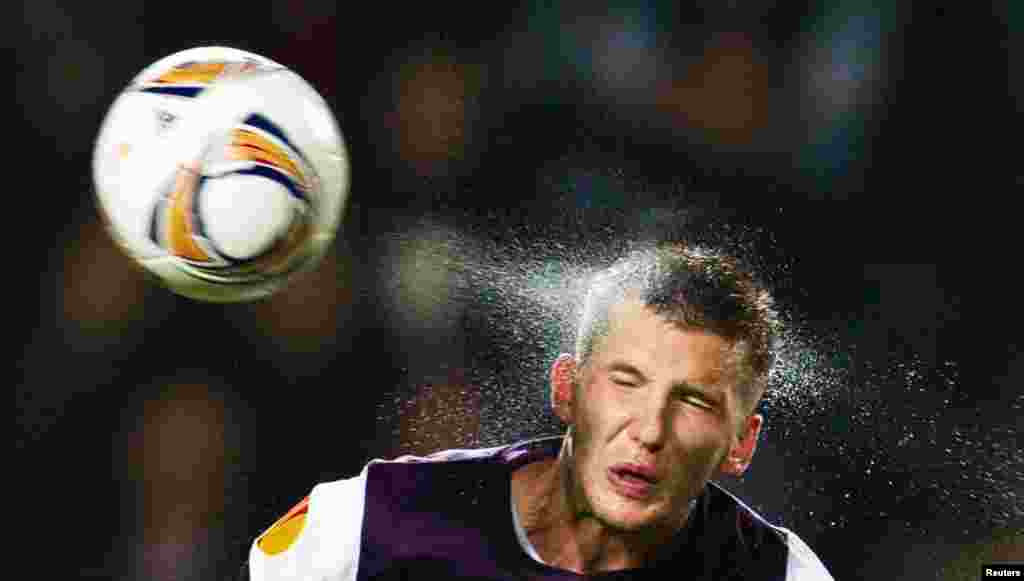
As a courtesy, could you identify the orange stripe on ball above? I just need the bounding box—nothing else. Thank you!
[166,166,210,261]
[152,62,227,85]
[227,128,305,185]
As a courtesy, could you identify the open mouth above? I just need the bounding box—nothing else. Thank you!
[612,466,657,485]
[608,464,659,499]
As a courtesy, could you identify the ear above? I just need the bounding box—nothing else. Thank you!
[550,353,578,425]
[718,413,762,477]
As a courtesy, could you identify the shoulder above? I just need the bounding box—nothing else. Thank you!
[247,439,556,581]
[246,443,530,581]
[774,526,835,581]
[248,467,368,581]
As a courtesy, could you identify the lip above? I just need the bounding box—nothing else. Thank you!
[608,463,659,499]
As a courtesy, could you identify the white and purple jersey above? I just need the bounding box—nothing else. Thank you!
[250,436,834,580]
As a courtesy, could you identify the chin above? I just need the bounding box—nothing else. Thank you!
[600,512,651,532]
[599,506,671,534]
[592,493,666,532]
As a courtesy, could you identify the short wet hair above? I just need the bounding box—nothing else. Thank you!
[574,243,780,412]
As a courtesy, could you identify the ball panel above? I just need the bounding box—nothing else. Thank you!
[93,91,199,259]
[198,173,296,261]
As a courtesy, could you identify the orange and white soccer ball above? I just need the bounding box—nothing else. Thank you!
[92,46,349,302]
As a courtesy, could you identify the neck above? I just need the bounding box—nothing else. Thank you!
[511,442,690,574]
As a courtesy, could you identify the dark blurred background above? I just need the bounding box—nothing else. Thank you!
[16,1,1021,579]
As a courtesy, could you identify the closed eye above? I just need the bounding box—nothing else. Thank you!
[680,394,714,410]
[607,362,646,388]
[674,389,717,411]
[612,376,639,388]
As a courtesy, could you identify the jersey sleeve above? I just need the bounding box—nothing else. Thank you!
[778,527,835,581]
[249,466,368,581]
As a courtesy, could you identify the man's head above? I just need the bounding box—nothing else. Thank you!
[550,243,781,534]
[574,244,779,415]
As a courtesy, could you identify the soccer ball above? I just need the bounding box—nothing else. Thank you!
[92,46,349,303]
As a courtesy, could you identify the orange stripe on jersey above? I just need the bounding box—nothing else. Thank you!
[166,166,210,261]
[257,496,310,556]
[152,62,227,85]
[227,128,304,185]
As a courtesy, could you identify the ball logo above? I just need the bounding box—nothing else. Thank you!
[155,110,177,133]
[257,496,309,556]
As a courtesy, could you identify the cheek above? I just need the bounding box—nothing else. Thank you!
[573,379,605,421]
[577,383,634,439]
[570,385,628,467]
[668,415,733,470]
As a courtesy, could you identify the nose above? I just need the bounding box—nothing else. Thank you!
[630,392,669,451]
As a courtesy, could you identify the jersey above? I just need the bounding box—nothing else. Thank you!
[249,436,834,581]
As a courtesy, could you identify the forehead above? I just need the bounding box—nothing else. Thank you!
[594,299,738,386]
